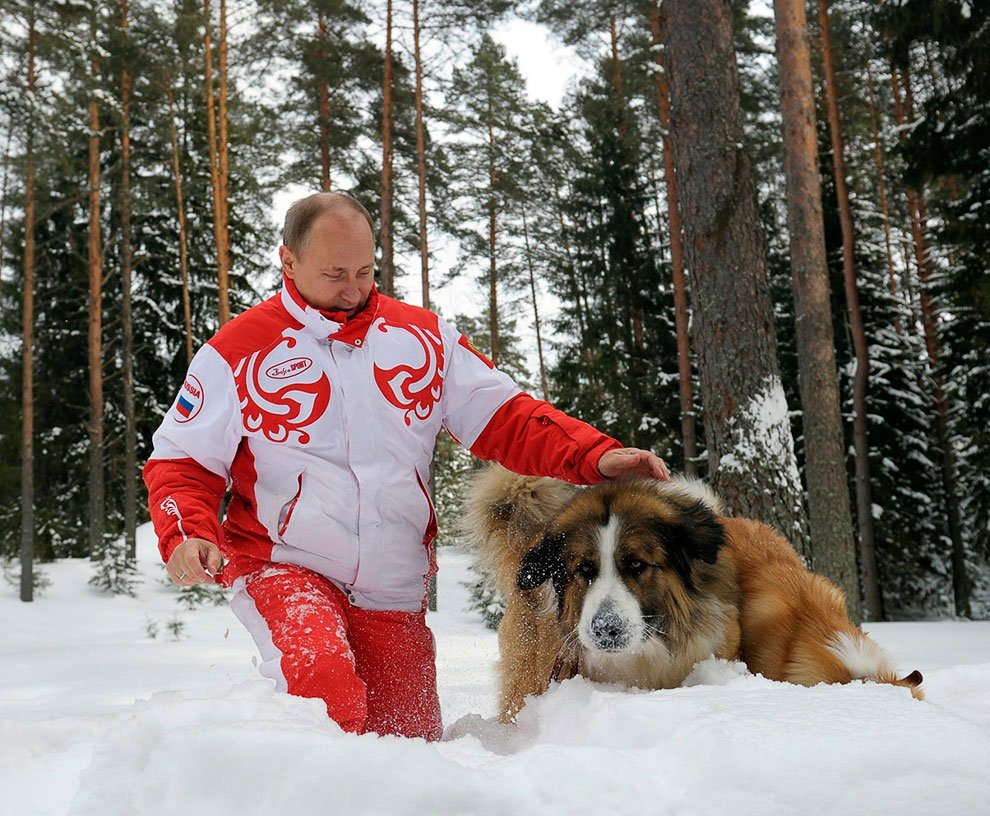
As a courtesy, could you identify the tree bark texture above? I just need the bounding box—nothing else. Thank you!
[88,16,105,562]
[775,0,862,620]
[816,0,874,623]
[379,0,395,297]
[665,0,809,551]
[21,10,37,602]
[652,0,698,477]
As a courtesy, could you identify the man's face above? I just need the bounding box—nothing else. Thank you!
[279,212,375,316]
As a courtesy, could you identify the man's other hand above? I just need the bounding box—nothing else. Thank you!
[598,447,671,481]
[166,538,223,586]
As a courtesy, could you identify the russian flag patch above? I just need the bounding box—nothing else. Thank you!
[173,374,205,423]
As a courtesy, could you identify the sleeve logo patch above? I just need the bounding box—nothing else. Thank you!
[174,374,205,423]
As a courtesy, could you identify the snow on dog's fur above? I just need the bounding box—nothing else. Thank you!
[462,465,923,721]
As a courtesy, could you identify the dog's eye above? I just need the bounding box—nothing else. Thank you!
[624,558,647,576]
[574,561,596,580]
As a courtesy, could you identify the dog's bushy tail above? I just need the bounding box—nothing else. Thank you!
[460,464,576,597]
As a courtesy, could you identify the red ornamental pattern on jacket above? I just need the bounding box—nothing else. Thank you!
[234,330,331,444]
[372,318,445,426]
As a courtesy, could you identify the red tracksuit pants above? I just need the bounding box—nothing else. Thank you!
[230,563,443,740]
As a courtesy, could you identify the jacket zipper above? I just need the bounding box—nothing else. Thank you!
[278,471,304,538]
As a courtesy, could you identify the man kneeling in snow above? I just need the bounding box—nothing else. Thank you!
[144,191,669,739]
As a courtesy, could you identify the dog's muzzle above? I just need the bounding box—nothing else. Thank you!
[589,604,629,652]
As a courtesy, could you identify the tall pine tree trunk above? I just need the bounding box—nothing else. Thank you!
[379,0,395,297]
[522,209,549,401]
[651,0,698,477]
[775,0,861,619]
[318,12,331,192]
[167,80,194,366]
[203,0,229,325]
[120,0,137,560]
[413,0,428,309]
[87,9,105,562]
[665,0,809,551]
[217,0,231,316]
[890,66,971,618]
[21,8,37,603]
[817,0,873,622]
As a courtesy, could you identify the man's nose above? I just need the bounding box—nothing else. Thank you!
[339,279,361,300]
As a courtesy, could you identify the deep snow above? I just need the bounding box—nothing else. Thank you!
[2,524,989,816]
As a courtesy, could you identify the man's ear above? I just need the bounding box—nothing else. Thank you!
[279,245,296,279]
[517,529,566,591]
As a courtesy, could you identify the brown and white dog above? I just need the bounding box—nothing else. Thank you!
[462,465,923,722]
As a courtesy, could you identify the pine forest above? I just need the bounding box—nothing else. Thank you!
[0,0,987,622]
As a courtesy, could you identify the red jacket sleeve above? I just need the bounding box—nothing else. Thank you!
[469,393,622,485]
[143,458,228,563]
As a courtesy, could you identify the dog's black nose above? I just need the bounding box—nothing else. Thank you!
[590,608,628,652]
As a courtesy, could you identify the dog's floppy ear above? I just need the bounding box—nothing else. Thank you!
[517,529,566,591]
[673,498,725,565]
[649,500,725,590]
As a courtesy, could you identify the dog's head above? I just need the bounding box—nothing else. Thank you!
[516,479,726,657]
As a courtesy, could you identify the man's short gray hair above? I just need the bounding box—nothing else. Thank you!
[282,192,375,254]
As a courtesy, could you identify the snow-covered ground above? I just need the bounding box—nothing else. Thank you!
[2,525,989,816]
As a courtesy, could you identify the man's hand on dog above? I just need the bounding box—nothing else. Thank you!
[598,447,671,481]
[166,538,223,586]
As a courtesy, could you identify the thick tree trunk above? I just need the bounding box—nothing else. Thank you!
[21,10,37,603]
[665,0,809,551]
[817,0,874,622]
[379,0,395,297]
[120,0,137,560]
[413,0,429,309]
[167,80,194,366]
[88,16,105,562]
[318,12,331,192]
[522,210,549,401]
[775,0,861,620]
[890,66,971,618]
[652,0,698,477]
[203,0,228,325]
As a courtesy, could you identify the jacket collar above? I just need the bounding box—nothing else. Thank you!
[280,276,382,346]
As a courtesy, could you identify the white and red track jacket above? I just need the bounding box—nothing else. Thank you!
[144,279,622,612]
